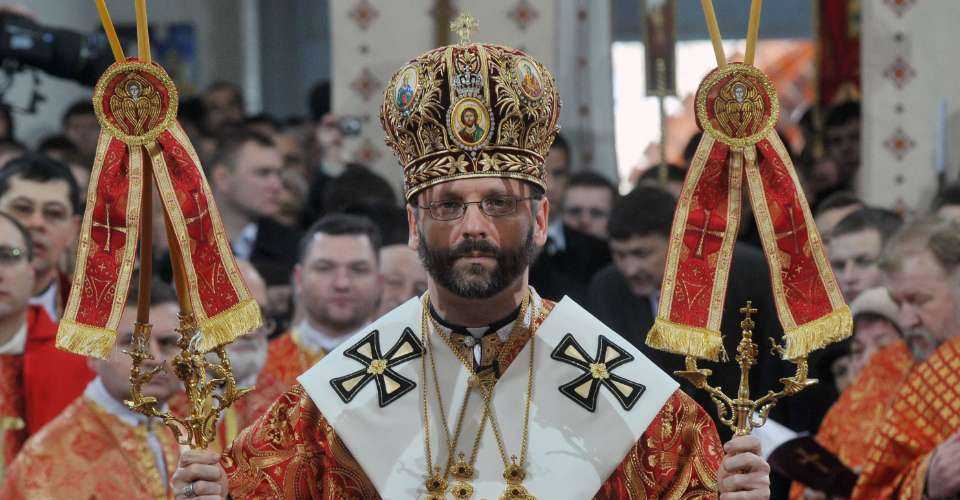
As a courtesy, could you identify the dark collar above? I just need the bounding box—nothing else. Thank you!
[428,301,522,339]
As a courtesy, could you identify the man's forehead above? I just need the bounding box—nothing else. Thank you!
[566,185,612,199]
[610,233,666,250]
[420,177,528,200]
[307,233,376,260]
[830,229,881,251]
[3,177,71,204]
[890,250,948,282]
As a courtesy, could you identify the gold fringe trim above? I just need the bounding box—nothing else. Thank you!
[781,306,853,360]
[56,319,117,359]
[197,299,262,352]
[645,318,727,362]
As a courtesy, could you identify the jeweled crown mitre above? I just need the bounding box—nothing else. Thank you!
[380,22,561,201]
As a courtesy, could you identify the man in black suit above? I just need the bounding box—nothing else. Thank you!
[529,135,612,303]
[208,130,302,321]
[586,185,786,444]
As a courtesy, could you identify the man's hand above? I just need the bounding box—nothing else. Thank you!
[171,449,228,500]
[718,435,771,499]
[926,430,960,499]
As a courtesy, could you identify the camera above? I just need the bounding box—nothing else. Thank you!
[0,13,114,86]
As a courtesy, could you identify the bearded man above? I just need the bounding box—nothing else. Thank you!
[171,33,770,499]
[852,218,960,499]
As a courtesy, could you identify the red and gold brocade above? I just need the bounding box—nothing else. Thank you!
[224,301,722,498]
[852,336,960,500]
[1,396,180,500]
[249,331,327,419]
[223,385,721,499]
[0,355,24,469]
[0,306,94,468]
[789,341,914,499]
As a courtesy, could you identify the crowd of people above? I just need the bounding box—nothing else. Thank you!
[0,75,955,499]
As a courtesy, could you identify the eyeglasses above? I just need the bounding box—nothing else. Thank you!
[417,195,540,221]
[0,246,26,266]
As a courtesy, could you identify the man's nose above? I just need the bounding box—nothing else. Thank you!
[332,268,353,290]
[899,303,920,329]
[459,203,492,239]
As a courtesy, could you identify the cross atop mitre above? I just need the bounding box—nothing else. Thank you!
[450,12,479,45]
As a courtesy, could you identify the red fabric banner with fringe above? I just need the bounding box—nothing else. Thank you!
[647,63,850,361]
[57,58,260,358]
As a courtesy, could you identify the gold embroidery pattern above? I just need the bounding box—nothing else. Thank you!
[380,42,561,201]
[93,60,178,146]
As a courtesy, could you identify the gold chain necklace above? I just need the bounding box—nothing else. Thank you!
[420,291,538,499]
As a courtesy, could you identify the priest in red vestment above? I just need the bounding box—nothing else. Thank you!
[852,219,960,500]
[171,25,772,500]
[0,212,92,472]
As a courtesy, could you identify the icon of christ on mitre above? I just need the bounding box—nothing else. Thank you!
[171,15,773,500]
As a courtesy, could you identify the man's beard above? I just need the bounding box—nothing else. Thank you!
[418,226,536,300]
[905,327,942,361]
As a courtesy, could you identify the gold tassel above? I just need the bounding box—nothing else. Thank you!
[56,319,117,359]
[197,299,262,352]
[646,318,727,362]
[781,306,852,360]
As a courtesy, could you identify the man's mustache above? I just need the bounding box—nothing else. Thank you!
[449,239,500,259]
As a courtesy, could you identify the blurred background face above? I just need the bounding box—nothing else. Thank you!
[203,87,245,132]
[563,185,612,239]
[0,217,34,318]
[378,245,427,315]
[64,113,100,159]
[215,142,284,219]
[829,228,883,301]
[0,177,78,278]
[543,146,569,214]
[295,233,381,333]
[610,234,668,298]
[825,119,861,181]
[411,178,546,300]
[95,303,181,404]
[887,250,960,360]
[849,316,902,375]
[222,262,271,381]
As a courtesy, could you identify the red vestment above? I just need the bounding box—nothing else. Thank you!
[223,301,723,498]
[852,336,960,499]
[789,341,914,498]
[0,306,94,467]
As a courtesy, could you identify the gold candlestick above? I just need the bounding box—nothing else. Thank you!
[125,314,251,449]
[675,301,818,436]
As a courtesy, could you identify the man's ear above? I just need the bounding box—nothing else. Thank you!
[211,164,229,192]
[407,204,420,251]
[70,214,81,239]
[533,196,549,247]
[292,263,303,295]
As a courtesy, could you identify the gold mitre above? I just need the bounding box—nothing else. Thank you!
[380,14,561,201]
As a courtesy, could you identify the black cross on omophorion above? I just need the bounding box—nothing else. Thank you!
[551,334,646,412]
[330,328,424,408]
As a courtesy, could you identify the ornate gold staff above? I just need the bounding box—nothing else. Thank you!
[647,0,850,437]
[675,302,817,436]
[93,0,252,449]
